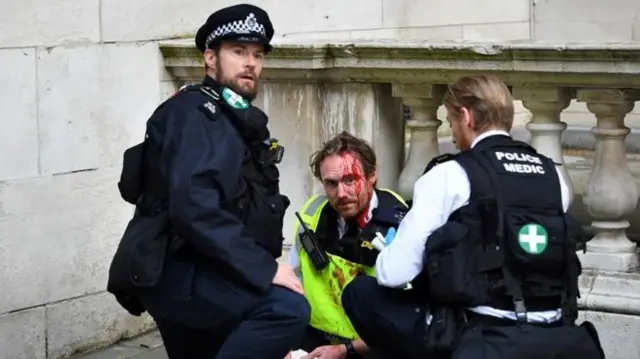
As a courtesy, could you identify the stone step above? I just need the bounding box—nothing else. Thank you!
[70,331,165,359]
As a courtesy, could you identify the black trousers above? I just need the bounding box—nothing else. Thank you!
[138,256,311,359]
[342,276,605,359]
[341,276,431,359]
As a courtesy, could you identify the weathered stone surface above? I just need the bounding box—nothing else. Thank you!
[533,0,639,41]
[462,22,530,41]
[534,0,640,22]
[0,48,39,181]
[0,0,99,48]
[46,292,155,359]
[382,0,529,28]
[101,0,382,42]
[576,272,640,358]
[535,21,633,42]
[0,308,46,359]
[579,311,640,359]
[36,42,163,175]
[279,31,352,41]
[579,270,640,315]
[350,25,462,41]
[633,21,640,41]
[0,167,133,314]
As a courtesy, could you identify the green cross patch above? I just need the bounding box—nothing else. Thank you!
[517,223,548,255]
[222,88,249,109]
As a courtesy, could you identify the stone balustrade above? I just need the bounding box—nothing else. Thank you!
[159,39,640,358]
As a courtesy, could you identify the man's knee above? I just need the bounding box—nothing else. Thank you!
[341,275,380,331]
[268,287,311,328]
[342,275,378,313]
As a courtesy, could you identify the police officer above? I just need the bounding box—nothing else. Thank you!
[109,4,311,359]
[286,132,408,359]
[341,75,605,358]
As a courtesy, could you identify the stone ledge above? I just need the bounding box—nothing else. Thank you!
[578,269,640,316]
[160,39,640,87]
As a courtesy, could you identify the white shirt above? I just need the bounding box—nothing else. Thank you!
[375,130,570,323]
[288,192,379,280]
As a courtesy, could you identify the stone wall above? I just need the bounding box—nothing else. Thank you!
[2,0,640,358]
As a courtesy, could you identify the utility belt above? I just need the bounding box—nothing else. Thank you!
[491,295,561,312]
[424,304,566,355]
[464,311,563,328]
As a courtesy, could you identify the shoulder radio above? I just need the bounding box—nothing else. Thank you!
[295,211,330,271]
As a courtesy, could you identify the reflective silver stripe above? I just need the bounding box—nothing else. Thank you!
[305,195,327,217]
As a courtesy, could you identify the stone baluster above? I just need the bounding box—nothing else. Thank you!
[392,84,446,199]
[576,89,640,272]
[514,86,576,205]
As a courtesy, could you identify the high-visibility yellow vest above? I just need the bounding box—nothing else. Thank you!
[294,189,407,340]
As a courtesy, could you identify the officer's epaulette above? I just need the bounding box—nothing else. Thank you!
[169,84,221,121]
[171,84,199,97]
[195,86,221,121]
[423,153,457,174]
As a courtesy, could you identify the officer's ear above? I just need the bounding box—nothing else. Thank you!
[203,48,217,68]
[461,107,473,129]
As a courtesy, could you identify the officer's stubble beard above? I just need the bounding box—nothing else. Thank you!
[205,47,259,101]
[216,60,260,101]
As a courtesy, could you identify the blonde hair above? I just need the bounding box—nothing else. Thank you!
[443,75,514,132]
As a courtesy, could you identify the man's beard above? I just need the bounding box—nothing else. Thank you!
[216,62,259,101]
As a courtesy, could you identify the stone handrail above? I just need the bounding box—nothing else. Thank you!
[161,38,640,85]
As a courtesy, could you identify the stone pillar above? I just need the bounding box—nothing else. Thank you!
[392,84,446,199]
[514,86,575,205]
[576,89,640,272]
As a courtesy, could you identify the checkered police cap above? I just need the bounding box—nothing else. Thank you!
[195,4,275,53]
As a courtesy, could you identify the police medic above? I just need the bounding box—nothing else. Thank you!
[340,75,605,358]
[107,4,310,359]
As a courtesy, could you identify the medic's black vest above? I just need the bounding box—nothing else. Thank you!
[424,135,582,323]
[316,189,409,267]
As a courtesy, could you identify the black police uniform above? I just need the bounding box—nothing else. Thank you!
[341,134,605,359]
[106,4,311,359]
[300,190,408,359]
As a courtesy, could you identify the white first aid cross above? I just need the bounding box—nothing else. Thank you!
[518,224,548,254]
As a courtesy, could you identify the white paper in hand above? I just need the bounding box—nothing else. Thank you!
[290,349,309,359]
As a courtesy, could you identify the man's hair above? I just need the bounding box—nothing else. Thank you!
[309,131,377,179]
[443,74,515,132]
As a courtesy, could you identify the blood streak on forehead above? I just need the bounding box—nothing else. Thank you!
[340,151,371,227]
[339,151,363,179]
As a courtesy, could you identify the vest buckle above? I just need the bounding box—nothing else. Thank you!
[513,297,528,324]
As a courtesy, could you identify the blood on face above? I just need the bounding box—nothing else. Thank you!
[339,151,373,227]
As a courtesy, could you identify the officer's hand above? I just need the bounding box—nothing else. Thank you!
[272,263,304,295]
[303,344,347,359]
